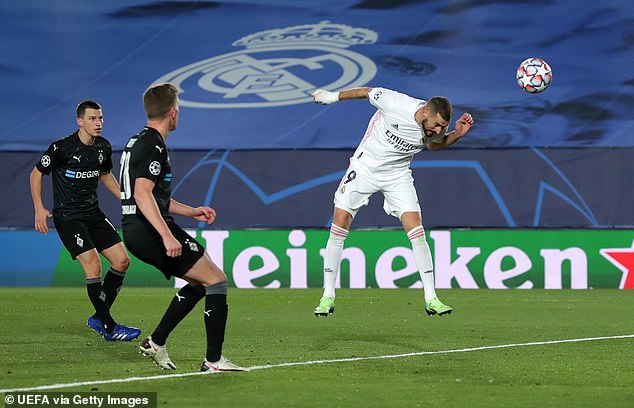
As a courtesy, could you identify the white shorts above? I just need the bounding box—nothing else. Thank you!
[333,160,421,220]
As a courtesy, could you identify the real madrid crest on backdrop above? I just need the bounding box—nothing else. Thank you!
[152,21,378,108]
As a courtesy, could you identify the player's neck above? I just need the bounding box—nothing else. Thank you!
[77,129,96,146]
[146,120,170,141]
[414,107,425,127]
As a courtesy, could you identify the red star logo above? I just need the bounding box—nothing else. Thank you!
[600,240,634,289]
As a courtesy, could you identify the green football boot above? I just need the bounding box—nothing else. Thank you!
[425,297,453,316]
[314,296,335,317]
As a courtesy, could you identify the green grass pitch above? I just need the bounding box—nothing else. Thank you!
[1,288,633,407]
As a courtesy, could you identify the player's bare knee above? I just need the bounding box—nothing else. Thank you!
[82,262,102,279]
[101,244,131,272]
[199,267,227,287]
[207,276,228,287]
[333,209,353,230]
[77,252,102,278]
[401,212,422,232]
[189,275,226,287]
[112,255,130,272]
[183,257,227,286]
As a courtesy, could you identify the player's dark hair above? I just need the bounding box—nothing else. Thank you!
[76,101,102,118]
[426,96,452,122]
[144,83,179,119]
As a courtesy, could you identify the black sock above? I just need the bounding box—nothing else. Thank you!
[102,268,125,307]
[86,278,117,333]
[152,284,205,346]
[204,282,229,362]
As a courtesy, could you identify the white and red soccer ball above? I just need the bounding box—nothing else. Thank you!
[517,57,552,93]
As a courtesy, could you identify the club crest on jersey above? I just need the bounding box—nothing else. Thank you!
[98,150,104,164]
[151,21,378,108]
[75,234,84,248]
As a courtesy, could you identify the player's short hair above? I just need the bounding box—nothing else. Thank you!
[426,96,452,122]
[76,101,102,118]
[143,83,179,120]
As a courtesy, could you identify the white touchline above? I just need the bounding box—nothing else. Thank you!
[2,334,633,393]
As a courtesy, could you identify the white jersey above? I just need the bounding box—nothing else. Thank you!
[352,88,445,175]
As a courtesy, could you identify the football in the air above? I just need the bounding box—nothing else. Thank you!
[516,57,552,93]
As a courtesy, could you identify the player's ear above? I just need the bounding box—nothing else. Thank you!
[420,106,429,119]
[76,117,83,127]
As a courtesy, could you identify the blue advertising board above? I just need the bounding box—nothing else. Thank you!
[2,147,632,229]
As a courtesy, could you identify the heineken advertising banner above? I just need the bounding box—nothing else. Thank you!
[4,229,631,289]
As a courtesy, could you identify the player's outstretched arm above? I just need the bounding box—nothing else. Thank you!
[312,89,339,104]
[312,87,372,104]
[169,199,216,225]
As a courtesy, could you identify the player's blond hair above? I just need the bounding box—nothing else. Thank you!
[143,83,179,120]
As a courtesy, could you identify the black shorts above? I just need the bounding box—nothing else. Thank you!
[123,222,205,280]
[54,216,122,260]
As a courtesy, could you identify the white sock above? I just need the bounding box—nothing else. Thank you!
[408,225,437,303]
[322,223,348,299]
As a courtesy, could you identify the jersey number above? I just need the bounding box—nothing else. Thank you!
[120,151,132,200]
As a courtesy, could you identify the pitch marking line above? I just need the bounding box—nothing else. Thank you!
[2,334,633,393]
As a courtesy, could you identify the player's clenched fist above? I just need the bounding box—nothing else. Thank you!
[455,112,474,137]
[192,206,216,225]
[312,89,340,105]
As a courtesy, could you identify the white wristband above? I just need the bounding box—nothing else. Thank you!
[312,89,340,105]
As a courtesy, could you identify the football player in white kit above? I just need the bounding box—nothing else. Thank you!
[312,87,474,317]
